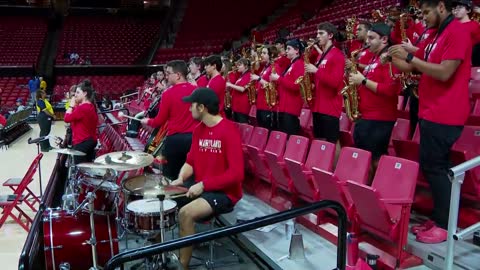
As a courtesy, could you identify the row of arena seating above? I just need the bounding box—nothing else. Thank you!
[55,16,162,65]
[238,124,418,264]
[52,75,145,101]
[0,16,47,66]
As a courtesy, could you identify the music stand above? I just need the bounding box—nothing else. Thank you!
[27,137,48,198]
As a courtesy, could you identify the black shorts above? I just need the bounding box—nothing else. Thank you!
[173,178,234,215]
[312,112,340,143]
[353,119,395,160]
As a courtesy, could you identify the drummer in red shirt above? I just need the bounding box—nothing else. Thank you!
[170,88,244,269]
[64,80,99,164]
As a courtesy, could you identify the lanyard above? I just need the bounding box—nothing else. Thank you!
[424,14,454,61]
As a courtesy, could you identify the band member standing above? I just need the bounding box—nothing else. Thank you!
[226,58,251,124]
[305,22,346,143]
[140,60,199,180]
[64,80,99,164]
[36,90,55,152]
[349,23,402,176]
[189,57,209,87]
[251,45,280,129]
[171,88,244,269]
[389,0,471,243]
[355,21,375,71]
[204,55,226,116]
[270,39,305,135]
[452,0,480,65]
[274,37,292,72]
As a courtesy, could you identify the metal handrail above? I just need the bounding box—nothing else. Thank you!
[104,200,347,270]
[444,155,480,270]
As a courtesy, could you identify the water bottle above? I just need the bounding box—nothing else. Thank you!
[366,253,380,270]
[347,232,359,266]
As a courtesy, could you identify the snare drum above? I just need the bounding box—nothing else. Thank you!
[125,199,177,233]
[43,209,119,270]
[77,178,120,214]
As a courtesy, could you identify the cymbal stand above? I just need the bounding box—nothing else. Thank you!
[87,191,100,270]
[62,154,78,211]
[157,193,168,269]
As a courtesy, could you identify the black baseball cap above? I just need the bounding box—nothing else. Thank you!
[182,87,219,108]
[453,0,472,9]
[371,23,391,38]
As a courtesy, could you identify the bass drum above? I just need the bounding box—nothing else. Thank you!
[43,209,119,270]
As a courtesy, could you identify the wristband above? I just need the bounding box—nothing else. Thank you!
[405,53,414,63]
[361,78,368,85]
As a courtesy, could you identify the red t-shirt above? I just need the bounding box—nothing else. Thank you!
[207,74,226,115]
[64,103,98,145]
[186,119,244,204]
[349,40,364,55]
[276,55,291,74]
[416,19,472,126]
[462,20,480,47]
[312,47,345,117]
[358,52,402,121]
[277,57,305,116]
[147,82,199,135]
[196,74,209,88]
[231,71,252,115]
[0,114,6,127]
[357,48,374,71]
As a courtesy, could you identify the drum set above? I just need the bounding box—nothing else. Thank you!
[43,149,187,270]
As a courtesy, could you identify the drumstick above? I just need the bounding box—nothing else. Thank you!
[169,193,187,199]
[118,111,140,121]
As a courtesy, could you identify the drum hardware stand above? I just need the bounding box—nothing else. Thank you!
[157,193,169,269]
[27,136,49,198]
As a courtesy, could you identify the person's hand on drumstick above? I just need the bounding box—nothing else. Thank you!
[186,182,204,198]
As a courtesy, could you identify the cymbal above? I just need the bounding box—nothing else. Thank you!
[76,162,138,172]
[95,151,154,169]
[51,148,86,156]
[123,174,187,198]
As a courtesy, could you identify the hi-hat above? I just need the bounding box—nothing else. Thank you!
[51,148,86,156]
[95,151,154,168]
[76,162,138,172]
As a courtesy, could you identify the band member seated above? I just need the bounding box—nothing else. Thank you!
[204,55,226,116]
[64,80,99,164]
[348,23,402,179]
[389,0,471,243]
[305,22,346,143]
[170,88,244,270]
[270,38,305,135]
[141,60,198,180]
[226,58,252,124]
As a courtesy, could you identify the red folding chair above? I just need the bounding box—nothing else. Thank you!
[0,153,43,232]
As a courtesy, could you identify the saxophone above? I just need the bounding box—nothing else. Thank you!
[224,73,233,109]
[265,60,278,108]
[295,44,313,105]
[246,59,259,106]
[342,16,361,121]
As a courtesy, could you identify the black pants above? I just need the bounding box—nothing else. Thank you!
[37,112,52,150]
[256,110,276,130]
[405,84,419,138]
[419,119,463,229]
[353,119,395,160]
[224,108,233,120]
[233,112,249,124]
[277,112,300,136]
[162,133,193,180]
[73,138,97,164]
[312,112,340,143]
